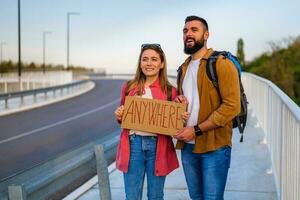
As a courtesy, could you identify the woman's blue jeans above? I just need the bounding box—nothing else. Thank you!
[123,134,166,200]
[181,143,231,200]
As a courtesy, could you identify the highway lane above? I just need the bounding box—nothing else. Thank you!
[0,79,126,180]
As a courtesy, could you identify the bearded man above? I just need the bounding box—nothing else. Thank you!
[174,16,241,200]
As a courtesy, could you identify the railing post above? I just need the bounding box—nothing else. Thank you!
[19,78,23,92]
[279,103,285,200]
[8,185,27,200]
[5,98,8,109]
[33,93,37,103]
[5,80,7,93]
[20,96,24,106]
[26,79,29,90]
[94,144,112,200]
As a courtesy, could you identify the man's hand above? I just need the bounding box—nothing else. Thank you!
[174,95,189,105]
[174,126,195,142]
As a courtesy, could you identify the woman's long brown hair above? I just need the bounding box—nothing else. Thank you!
[126,44,172,95]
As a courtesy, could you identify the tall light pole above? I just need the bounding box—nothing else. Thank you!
[66,12,80,70]
[43,31,51,74]
[0,42,6,64]
[18,0,22,77]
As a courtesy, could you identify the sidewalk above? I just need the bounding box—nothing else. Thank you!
[72,108,277,200]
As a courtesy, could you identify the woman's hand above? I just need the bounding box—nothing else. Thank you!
[181,111,190,123]
[115,105,124,121]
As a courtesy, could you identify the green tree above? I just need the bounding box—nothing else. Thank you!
[28,62,36,69]
[237,38,245,68]
[248,36,300,106]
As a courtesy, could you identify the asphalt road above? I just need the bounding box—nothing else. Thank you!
[0,79,125,180]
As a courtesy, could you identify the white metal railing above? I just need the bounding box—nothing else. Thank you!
[242,72,300,200]
[0,71,73,93]
[0,79,91,111]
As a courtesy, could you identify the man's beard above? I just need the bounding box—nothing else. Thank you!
[184,37,205,55]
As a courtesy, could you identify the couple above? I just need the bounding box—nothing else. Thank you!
[114,16,241,200]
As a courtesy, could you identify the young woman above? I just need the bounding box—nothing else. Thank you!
[114,44,189,200]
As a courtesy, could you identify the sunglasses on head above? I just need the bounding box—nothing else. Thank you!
[141,43,161,49]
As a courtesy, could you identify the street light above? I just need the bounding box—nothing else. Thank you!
[0,42,6,64]
[43,31,51,74]
[66,12,80,70]
[18,0,21,77]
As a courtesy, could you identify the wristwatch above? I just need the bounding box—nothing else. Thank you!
[194,125,203,136]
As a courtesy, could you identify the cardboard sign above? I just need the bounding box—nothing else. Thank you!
[121,96,186,136]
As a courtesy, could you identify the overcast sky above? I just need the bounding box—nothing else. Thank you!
[0,0,299,73]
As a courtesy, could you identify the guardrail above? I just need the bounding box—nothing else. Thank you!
[0,131,120,200]
[242,73,300,200]
[0,71,73,93]
[0,73,176,200]
[0,80,90,109]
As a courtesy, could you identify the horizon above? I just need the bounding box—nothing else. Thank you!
[1,0,300,73]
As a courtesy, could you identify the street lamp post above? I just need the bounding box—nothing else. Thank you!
[0,42,6,64]
[18,0,21,77]
[43,31,51,74]
[66,12,80,70]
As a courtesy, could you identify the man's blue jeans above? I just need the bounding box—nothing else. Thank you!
[123,134,166,200]
[181,143,231,200]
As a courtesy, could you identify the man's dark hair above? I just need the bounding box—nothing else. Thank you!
[185,16,209,31]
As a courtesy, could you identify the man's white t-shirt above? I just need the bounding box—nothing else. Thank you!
[182,59,201,144]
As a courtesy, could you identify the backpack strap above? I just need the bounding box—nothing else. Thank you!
[206,51,227,101]
[177,56,192,95]
[176,65,183,95]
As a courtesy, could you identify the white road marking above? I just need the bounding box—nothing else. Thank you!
[0,98,120,144]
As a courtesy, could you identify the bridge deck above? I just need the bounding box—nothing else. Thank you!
[74,108,277,200]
